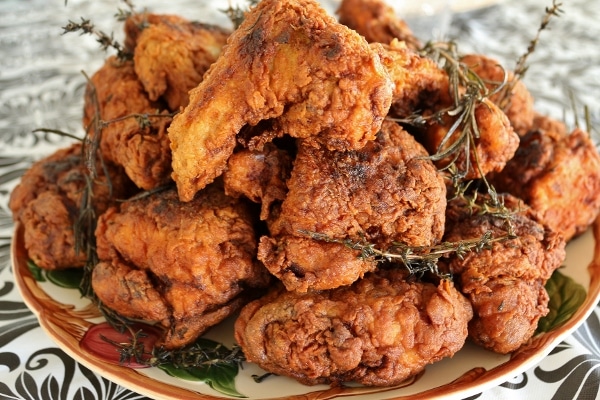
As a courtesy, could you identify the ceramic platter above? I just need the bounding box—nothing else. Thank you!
[13,217,600,400]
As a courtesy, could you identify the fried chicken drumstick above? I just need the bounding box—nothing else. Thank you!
[168,0,393,201]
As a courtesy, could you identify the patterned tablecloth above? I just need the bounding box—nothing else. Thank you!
[1,0,599,399]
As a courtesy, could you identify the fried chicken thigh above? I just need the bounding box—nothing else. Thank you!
[235,269,472,386]
[490,115,600,241]
[167,0,393,201]
[83,56,173,190]
[442,194,566,353]
[93,185,271,348]
[9,143,133,270]
[258,120,446,292]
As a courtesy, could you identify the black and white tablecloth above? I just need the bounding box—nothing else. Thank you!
[1,0,599,399]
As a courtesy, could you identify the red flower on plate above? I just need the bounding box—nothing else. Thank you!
[80,322,162,369]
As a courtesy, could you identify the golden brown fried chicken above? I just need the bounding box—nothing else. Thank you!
[124,13,191,51]
[223,142,293,221]
[9,143,133,270]
[337,0,422,50]
[489,115,600,241]
[442,194,566,353]
[258,120,446,292]
[423,98,520,180]
[83,56,173,190]
[93,185,271,349]
[374,39,451,118]
[133,17,230,110]
[460,54,535,136]
[235,269,472,386]
[167,0,393,202]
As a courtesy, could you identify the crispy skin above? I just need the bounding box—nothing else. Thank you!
[337,0,422,50]
[374,39,451,118]
[460,54,535,136]
[124,13,191,51]
[133,18,230,110]
[490,115,600,241]
[167,0,393,201]
[258,121,446,292]
[9,143,133,270]
[83,56,173,190]
[93,186,271,348]
[235,270,472,386]
[223,142,293,221]
[424,98,520,180]
[442,194,566,353]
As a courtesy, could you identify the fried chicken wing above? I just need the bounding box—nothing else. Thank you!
[9,143,133,270]
[258,120,446,292]
[337,0,422,50]
[235,269,472,386]
[83,56,173,190]
[133,16,230,110]
[167,0,393,202]
[489,115,600,241]
[93,185,271,348]
[442,194,566,353]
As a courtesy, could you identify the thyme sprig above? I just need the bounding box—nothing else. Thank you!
[62,17,132,61]
[103,325,247,369]
[419,40,507,182]
[497,0,563,109]
[298,226,515,280]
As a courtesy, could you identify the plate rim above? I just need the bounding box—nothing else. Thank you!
[12,218,600,400]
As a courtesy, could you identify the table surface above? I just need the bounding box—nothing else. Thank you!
[1,0,599,399]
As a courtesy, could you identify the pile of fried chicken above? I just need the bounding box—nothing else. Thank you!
[10,0,600,388]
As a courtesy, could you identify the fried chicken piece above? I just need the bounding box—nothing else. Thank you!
[489,115,600,241]
[167,0,393,202]
[223,142,293,221]
[93,185,271,349]
[258,120,446,292]
[235,269,472,386]
[337,0,422,50]
[133,17,230,110]
[83,56,173,190]
[442,194,566,353]
[124,13,190,51]
[374,39,451,118]
[9,143,133,270]
[423,98,520,180]
[460,54,535,136]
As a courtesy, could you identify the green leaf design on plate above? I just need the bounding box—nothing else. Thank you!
[46,268,84,289]
[158,338,246,398]
[26,260,46,282]
[537,269,587,333]
[26,260,83,289]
